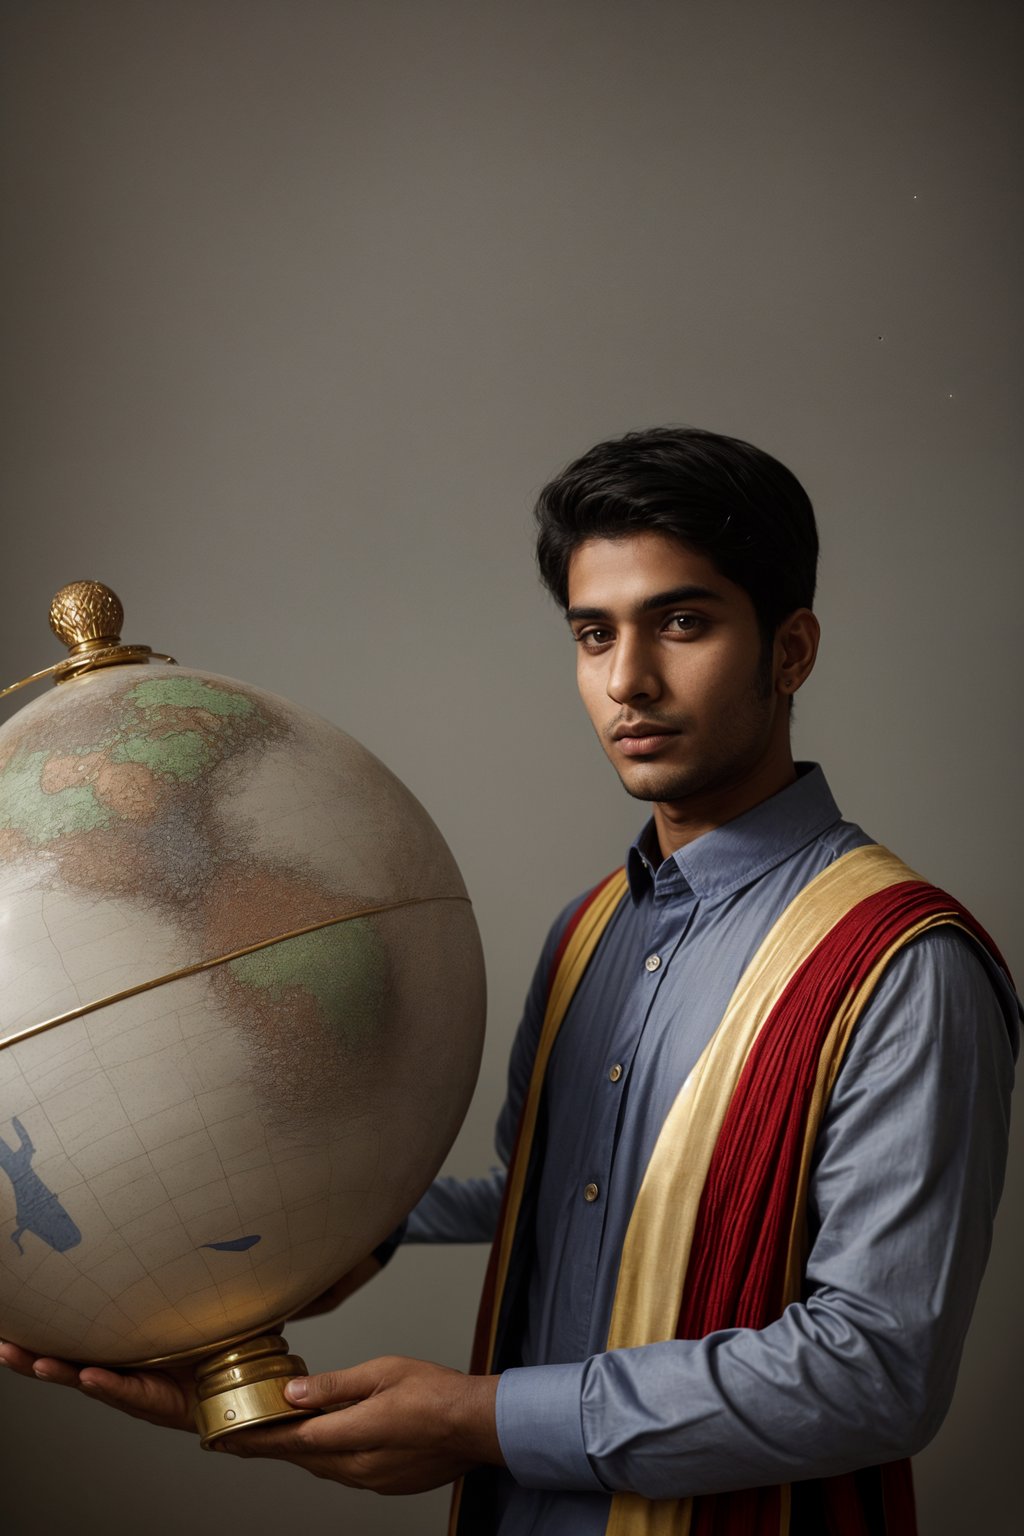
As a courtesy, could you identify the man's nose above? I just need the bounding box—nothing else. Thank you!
[606,635,661,703]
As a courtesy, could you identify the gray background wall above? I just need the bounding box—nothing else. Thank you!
[0,2,1020,1531]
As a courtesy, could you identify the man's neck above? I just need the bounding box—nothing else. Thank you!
[652,755,799,860]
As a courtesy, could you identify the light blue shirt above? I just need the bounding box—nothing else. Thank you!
[406,766,1019,1532]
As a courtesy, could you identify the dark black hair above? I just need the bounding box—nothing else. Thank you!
[534,426,818,639]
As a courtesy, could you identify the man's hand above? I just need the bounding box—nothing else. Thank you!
[215,1355,503,1494]
[0,1252,388,1426]
[0,1338,197,1433]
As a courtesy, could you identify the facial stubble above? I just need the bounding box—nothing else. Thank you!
[610,646,777,806]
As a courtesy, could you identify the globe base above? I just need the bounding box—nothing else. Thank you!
[193,1332,311,1448]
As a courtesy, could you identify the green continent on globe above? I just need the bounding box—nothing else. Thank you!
[111,729,216,782]
[228,919,386,1043]
[0,750,111,843]
[128,677,255,718]
[110,676,260,782]
[0,673,276,846]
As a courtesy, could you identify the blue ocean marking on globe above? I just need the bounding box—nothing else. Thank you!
[201,1235,263,1253]
[0,1116,82,1256]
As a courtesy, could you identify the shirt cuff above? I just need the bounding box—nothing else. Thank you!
[496,1362,606,1492]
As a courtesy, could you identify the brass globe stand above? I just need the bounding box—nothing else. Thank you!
[192,1333,311,1447]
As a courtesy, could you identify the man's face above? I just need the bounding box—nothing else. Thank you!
[567,532,785,807]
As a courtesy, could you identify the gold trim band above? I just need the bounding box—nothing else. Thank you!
[482,868,628,1373]
[0,892,471,1053]
[0,650,179,700]
[604,846,921,1364]
[131,1316,290,1371]
[0,660,68,699]
[602,846,956,1536]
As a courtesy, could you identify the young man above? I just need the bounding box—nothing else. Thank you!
[2,428,1018,1534]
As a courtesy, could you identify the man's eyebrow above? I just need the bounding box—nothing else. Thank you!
[565,584,725,623]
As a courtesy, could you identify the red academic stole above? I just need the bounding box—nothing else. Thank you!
[451,845,1006,1536]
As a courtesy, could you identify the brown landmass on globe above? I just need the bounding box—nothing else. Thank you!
[0,670,390,1115]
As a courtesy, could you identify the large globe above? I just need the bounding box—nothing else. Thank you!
[0,610,485,1380]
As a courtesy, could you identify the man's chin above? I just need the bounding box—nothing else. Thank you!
[614,763,703,804]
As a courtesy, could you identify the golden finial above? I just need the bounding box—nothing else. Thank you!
[49,581,126,658]
[0,583,177,700]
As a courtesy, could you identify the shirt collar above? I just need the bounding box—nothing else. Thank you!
[625,763,843,903]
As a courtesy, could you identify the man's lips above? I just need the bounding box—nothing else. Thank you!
[611,725,679,757]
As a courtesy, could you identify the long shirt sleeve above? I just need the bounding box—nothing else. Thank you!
[404,1169,506,1244]
[496,927,1018,1499]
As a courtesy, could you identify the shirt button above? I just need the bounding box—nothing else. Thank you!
[583,1182,600,1202]
[644,953,661,972]
[608,1063,623,1082]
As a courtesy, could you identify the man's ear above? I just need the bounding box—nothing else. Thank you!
[774,609,820,696]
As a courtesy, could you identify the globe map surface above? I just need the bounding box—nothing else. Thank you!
[0,663,485,1364]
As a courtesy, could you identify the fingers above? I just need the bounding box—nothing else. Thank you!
[213,1433,364,1488]
[213,1421,312,1459]
[211,1416,376,1490]
[0,1342,81,1389]
[284,1355,395,1410]
[215,1396,376,1459]
[78,1367,150,1404]
[35,1356,84,1388]
[0,1341,193,1432]
[0,1344,132,1399]
[79,1367,194,1431]
[205,1366,482,1495]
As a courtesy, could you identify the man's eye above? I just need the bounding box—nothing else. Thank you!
[575,628,612,648]
[666,613,703,636]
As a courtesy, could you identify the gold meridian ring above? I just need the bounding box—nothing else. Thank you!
[0,650,178,700]
[0,661,70,699]
[0,893,472,1053]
